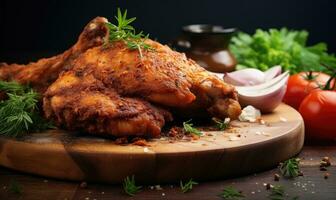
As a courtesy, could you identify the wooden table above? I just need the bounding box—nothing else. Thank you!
[0,146,335,200]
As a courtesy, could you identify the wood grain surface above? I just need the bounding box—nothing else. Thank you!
[0,104,304,183]
[0,146,335,200]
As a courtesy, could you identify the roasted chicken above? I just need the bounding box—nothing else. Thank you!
[0,17,241,137]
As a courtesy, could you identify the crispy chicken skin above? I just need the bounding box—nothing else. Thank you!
[0,17,108,93]
[0,17,241,137]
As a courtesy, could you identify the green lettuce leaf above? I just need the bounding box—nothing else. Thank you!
[229,28,336,74]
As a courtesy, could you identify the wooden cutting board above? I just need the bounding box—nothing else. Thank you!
[0,103,304,184]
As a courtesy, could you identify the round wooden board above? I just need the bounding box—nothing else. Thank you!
[0,104,304,184]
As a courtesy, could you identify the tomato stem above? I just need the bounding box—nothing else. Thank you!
[322,73,336,90]
[304,71,317,81]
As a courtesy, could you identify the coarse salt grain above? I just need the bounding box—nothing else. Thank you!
[144,147,149,153]
[155,185,163,190]
[262,132,271,136]
[229,135,241,141]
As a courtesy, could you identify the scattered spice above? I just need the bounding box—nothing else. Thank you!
[324,173,330,179]
[298,171,304,176]
[168,126,183,137]
[80,182,88,188]
[132,138,149,146]
[274,174,280,181]
[191,134,200,140]
[320,157,331,167]
[229,135,241,141]
[320,166,327,171]
[155,185,163,190]
[265,183,272,190]
[322,156,331,163]
[115,137,128,145]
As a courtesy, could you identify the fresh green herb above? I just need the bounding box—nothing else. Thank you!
[279,158,300,178]
[230,28,336,74]
[268,185,284,200]
[123,175,141,196]
[213,117,230,131]
[8,180,23,195]
[0,81,27,94]
[268,185,299,200]
[105,8,153,58]
[220,186,244,200]
[180,179,198,193]
[183,119,202,136]
[0,81,54,137]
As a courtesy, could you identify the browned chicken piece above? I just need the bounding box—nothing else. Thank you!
[0,17,109,93]
[43,72,172,137]
[1,17,241,137]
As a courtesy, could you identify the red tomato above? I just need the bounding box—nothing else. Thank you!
[283,72,331,110]
[299,90,336,141]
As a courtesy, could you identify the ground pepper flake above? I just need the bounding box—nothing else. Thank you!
[274,174,280,181]
[132,139,150,146]
[115,137,128,145]
[324,173,330,179]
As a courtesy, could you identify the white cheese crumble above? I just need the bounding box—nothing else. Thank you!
[238,105,261,122]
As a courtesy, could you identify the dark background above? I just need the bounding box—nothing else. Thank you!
[0,0,335,64]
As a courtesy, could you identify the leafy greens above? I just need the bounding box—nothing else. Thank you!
[230,28,336,74]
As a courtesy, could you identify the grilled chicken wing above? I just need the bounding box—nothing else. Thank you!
[1,17,241,137]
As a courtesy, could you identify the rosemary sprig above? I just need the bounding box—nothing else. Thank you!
[123,175,142,196]
[268,185,284,200]
[220,186,244,200]
[183,119,202,136]
[279,158,300,178]
[8,180,23,195]
[105,8,153,58]
[0,81,27,94]
[180,179,198,193]
[0,81,54,137]
[213,117,230,131]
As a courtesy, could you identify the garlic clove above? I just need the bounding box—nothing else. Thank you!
[223,68,265,86]
[264,65,282,81]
